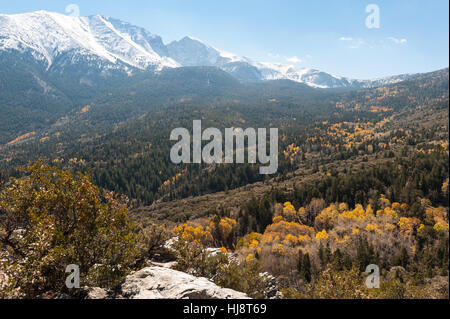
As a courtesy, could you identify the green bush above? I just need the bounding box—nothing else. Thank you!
[0,161,137,298]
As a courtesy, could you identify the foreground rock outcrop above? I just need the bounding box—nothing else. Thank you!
[87,267,249,299]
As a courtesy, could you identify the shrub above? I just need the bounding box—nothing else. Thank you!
[172,238,210,276]
[0,161,137,298]
[135,223,173,266]
[215,258,270,299]
[312,266,370,299]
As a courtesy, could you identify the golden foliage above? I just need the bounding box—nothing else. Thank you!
[315,230,329,240]
[173,224,213,245]
[338,204,375,224]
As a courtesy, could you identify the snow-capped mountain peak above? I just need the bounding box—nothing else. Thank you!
[0,10,179,72]
[0,10,419,88]
[166,36,250,68]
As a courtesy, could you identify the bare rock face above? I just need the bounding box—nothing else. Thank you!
[119,267,249,299]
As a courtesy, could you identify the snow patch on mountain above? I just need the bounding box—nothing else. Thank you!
[165,36,416,88]
[0,10,419,88]
[0,11,179,72]
[166,36,251,67]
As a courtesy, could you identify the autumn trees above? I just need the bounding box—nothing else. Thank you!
[0,161,137,298]
[231,196,448,298]
[0,158,447,299]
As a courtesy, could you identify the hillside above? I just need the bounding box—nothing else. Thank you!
[0,9,448,301]
[0,10,424,145]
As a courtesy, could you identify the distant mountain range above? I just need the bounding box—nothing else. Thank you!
[0,10,420,89]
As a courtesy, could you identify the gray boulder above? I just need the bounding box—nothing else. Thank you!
[119,267,249,299]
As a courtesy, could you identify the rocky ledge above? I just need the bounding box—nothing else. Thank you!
[86,266,249,299]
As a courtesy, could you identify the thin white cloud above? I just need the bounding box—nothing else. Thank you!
[286,56,302,64]
[268,52,281,58]
[339,37,365,49]
[387,37,407,44]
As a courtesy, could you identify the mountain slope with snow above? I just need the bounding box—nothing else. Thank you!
[0,10,419,88]
[165,36,418,88]
[0,11,179,73]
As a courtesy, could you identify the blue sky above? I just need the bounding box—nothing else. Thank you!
[1,0,448,79]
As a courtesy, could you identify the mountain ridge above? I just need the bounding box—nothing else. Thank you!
[0,10,422,89]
